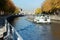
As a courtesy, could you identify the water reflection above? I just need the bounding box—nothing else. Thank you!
[12,17,52,40]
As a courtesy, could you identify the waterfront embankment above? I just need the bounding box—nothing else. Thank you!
[7,15,60,40]
[0,26,6,38]
[27,15,60,23]
[27,15,60,40]
[50,15,60,23]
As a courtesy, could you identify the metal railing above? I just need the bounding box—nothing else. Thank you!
[4,20,23,40]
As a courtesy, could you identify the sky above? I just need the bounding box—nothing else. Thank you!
[12,0,45,11]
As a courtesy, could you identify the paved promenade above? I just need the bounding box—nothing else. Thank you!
[0,26,6,38]
[0,17,7,38]
[50,15,60,20]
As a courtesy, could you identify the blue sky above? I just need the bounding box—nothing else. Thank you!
[12,0,45,11]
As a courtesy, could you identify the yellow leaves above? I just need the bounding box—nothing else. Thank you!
[42,0,52,12]
[54,0,60,9]
[51,0,60,8]
[14,8,20,14]
[35,8,42,14]
[0,0,16,14]
[56,6,60,8]
[42,0,60,12]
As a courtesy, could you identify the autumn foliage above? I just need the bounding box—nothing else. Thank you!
[41,0,60,14]
[0,0,18,15]
[35,8,42,14]
[42,0,52,12]
[35,0,60,15]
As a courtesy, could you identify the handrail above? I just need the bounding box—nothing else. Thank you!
[4,20,23,40]
[9,23,23,40]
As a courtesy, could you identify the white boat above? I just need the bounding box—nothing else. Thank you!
[34,15,51,23]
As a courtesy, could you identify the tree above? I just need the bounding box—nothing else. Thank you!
[51,0,60,15]
[42,0,60,14]
[0,0,17,15]
[35,8,42,15]
[14,8,20,14]
[41,0,52,12]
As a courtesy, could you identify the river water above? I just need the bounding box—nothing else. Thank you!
[9,16,53,40]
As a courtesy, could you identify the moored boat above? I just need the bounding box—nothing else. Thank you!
[34,14,51,23]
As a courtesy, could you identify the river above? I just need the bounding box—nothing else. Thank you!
[9,16,60,40]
